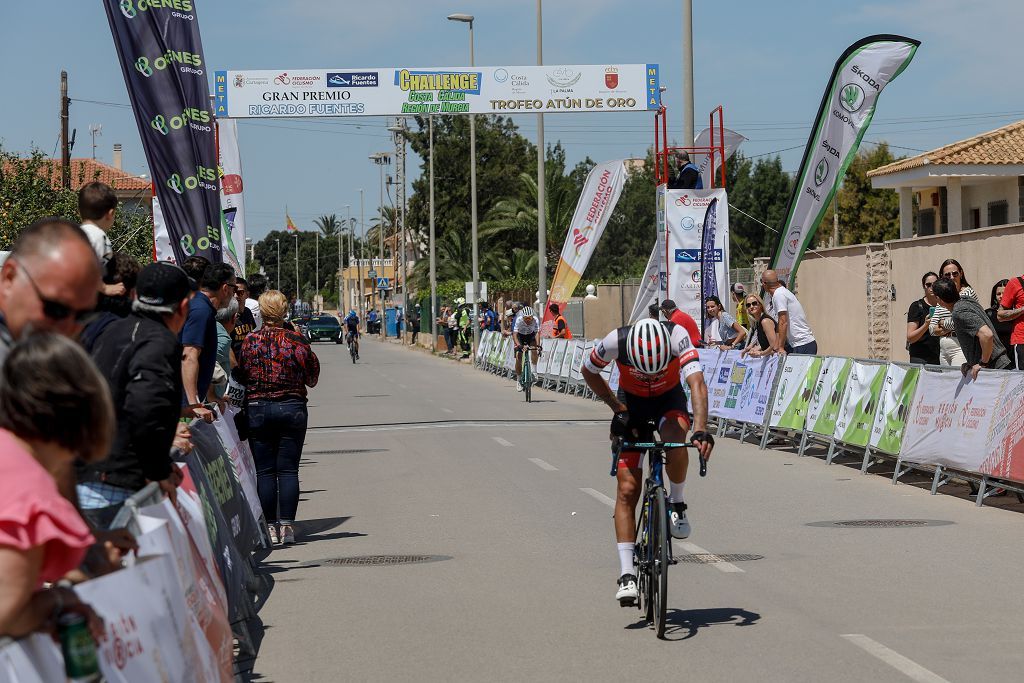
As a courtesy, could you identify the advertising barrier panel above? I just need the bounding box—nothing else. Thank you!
[217,64,659,118]
[833,361,886,447]
[806,357,853,436]
[704,350,780,425]
[869,364,920,455]
[768,355,822,430]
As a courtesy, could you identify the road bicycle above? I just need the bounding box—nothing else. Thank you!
[611,426,708,638]
[346,331,358,364]
[518,345,541,403]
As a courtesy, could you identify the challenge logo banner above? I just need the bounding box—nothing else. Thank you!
[770,35,919,282]
[104,0,221,263]
[216,64,658,118]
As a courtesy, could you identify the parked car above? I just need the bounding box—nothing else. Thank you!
[305,314,344,343]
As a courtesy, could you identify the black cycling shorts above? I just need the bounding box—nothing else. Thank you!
[515,332,537,353]
[613,385,692,470]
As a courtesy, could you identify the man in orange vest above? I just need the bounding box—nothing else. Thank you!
[549,303,573,339]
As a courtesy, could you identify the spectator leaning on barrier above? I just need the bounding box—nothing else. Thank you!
[761,269,817,355]
[0,334,113,639]
[931,278,1010,378]
[704,295,746,350]
[77,262,194,529]
[987,280,1015,370]
[997,271,1024,369]
[213,296,239,406]
[238,290,320,546]
[181,260,237,423]
[0,218,101,367]
[741,293,778,357]
[930,259,976,367]
[906,272,941,366]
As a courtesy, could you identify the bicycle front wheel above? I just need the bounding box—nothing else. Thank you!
[650,487,669,637]
[523,362,532,403]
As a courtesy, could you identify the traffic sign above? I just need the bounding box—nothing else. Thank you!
[367,269,377,280]
[376,277,391,290]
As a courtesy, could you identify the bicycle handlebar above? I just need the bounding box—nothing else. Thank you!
[609,437,709,478]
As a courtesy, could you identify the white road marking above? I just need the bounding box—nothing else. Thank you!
[529,458,558,471]
[492,437,514,447]
[841,634,950,683]
[676,541,745,573]
[580,488,615,507]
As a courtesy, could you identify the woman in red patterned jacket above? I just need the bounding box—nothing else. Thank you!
[238,290,320,546]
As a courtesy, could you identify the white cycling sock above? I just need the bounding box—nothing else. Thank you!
[617,542,635,576]
[668,479,686,504]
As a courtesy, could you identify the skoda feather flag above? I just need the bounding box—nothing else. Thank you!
[771,35,919,282]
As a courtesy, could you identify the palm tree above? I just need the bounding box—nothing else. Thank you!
[410,228,473,290]
[482,247,538,281]
[314,214,341,238]
[367,205,398,256]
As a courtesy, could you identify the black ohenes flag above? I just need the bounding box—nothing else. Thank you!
[104,0,221,263]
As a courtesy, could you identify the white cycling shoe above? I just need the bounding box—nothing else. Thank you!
[616,573,638,606]
[669,502,691,539]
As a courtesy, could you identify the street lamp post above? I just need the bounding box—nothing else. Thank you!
[358,189,365,319]
[294,232,299,310]
[536,0,547,315]
[447,12,479,363]
[429,114,437,353]
[369,152,390,320]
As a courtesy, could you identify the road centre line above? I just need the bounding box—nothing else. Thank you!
[840,634,950,683]
[675,541,745,573]
[529,457,558,471]
[580,488,616,507]
[492,436,514,447]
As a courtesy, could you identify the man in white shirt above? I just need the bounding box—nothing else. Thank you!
[245,273,267,330]
[761,269,817,355]
[78,182,123,298]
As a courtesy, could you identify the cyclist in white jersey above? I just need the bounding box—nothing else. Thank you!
[512,306,541,391]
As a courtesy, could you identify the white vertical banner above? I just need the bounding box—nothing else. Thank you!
[663,188,729,325]
[152,192,175,263]
[628,241,661,324]
[771,35,919,282]
[217,118,247,274]
[692,126,747,190]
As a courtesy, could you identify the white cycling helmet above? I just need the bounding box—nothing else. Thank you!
[520,306,536,318]
[626,319,672,374]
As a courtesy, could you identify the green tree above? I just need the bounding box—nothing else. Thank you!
[585,154,657,283]
[726,153,793,266]
[818,143,903,246]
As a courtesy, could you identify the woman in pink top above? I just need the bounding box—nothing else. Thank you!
[0,334,114,639]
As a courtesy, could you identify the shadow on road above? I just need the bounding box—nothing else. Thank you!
[626,606,761,641]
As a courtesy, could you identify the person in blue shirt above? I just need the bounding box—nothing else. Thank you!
[367,308,380,335]
[481,302,498,332]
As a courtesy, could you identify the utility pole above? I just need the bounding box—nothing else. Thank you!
[275,238,281,290]
[314,231,320,310]
[387,119,408,340]
[682,0,695,146]
[359,189,365,319]
[429,115,437,353]
[342,204,350,311]
[60,71,71,189]
[294,232,299,305]
[536,0,547,314]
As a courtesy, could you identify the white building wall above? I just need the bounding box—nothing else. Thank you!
[963,177,1019,227]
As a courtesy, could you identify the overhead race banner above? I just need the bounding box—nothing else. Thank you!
[103,0,222,263]
[770,35,919,282]
[216,64,660,118]
[806,356,853,436]
[542,160,627,335]
[664,189,730,325]
[216,118,247,274]
[869,364,920,455]
[833,361,886,446]
[768,355,823,430]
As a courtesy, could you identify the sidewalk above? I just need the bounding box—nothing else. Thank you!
[367,331,476,364]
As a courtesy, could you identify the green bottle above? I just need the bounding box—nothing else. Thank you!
[58,612,101,682]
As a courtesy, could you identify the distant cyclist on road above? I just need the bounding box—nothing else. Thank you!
[343,309,360,359]
[581,318,714,605]
[512,306,541,392]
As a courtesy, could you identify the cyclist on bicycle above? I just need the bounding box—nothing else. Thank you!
[512,306,541,392]
[343,309,360,359]
[582,317,714,605]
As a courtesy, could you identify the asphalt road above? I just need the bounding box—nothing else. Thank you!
[248,337,1024,683]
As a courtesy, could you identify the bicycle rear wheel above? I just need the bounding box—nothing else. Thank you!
[636,497,652,620]
[650,487,669,637]
[523,361,532,403]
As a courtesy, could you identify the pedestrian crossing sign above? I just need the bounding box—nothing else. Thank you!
[376,277,390,290]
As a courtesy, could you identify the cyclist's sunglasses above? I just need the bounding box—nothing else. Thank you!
[14,258,97,324]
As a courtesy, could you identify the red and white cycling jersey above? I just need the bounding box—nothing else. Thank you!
[584,322,701,398]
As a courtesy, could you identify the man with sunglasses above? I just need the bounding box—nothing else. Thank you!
[180,261,237,422]
[0,218,101,367]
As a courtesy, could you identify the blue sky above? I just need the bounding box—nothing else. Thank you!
[2,1,1022,241]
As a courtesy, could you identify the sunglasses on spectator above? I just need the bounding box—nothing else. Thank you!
[14,259,96,324]
[942,271,960,279]
[745,302,760,308]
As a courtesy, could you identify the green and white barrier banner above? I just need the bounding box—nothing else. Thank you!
[806,357,853,436]
[869,364,920,455]
[768,355,822,430]
[833,361,886,447]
